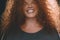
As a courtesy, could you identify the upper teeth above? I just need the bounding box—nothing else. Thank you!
[28,9,34,13]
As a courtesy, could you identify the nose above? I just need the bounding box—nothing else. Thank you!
[28,3,32,7]
[28,4,33,9]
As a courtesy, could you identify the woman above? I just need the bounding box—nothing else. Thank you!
[1,0,60,40]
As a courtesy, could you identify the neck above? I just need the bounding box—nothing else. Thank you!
[20,17,43,33]
[25,17,38,26]
[21,17,42,30]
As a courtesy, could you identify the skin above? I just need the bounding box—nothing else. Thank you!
[20,0,43,33]
[23,0,38,18]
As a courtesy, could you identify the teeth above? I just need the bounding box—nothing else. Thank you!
[28,9,34,13]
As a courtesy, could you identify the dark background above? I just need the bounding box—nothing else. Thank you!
[0,0,60,16]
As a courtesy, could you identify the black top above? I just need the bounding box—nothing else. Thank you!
[2,26,60,40]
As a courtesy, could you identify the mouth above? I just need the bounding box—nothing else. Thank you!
[26,8,35,14]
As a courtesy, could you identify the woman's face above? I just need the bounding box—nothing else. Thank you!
[23,0,39,18]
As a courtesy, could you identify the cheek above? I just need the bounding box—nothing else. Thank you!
[34,5,38,10]
[23,6,27,12]
[23,4,28,9]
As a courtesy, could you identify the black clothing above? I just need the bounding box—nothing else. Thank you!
[1,26,60,40]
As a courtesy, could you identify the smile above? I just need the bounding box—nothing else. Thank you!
[26,9,34,13]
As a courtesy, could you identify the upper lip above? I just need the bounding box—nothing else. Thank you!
[26,7,34,11]
[27,7,34,10]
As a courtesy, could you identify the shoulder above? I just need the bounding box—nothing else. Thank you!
[47,29,60,40]
[37,27,60,40]
[42,28,60,40]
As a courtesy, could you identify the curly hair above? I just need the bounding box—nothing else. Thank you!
[1,0,60,33]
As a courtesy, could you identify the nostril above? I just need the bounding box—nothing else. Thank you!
[28,7,33,9]
[27,6,34,10]
[28,4,32,7]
